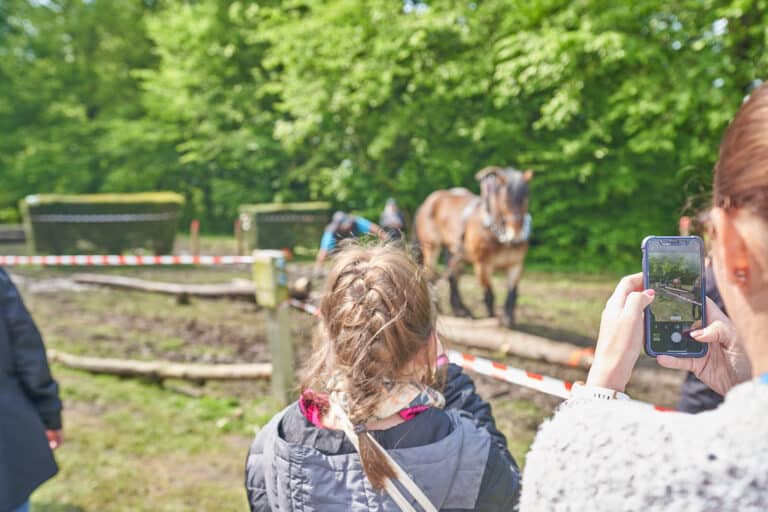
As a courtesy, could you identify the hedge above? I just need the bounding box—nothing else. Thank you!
[239,202,330,252]
[20,192,184,254]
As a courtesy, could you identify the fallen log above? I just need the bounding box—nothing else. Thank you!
[72,273,256,301]
[437,316,595,369]
[71,273,312,302]
[47,349,272,381]
[437,316,684,389]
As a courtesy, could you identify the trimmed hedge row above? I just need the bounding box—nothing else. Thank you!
[239,202,330,252]
[21,193,184,254]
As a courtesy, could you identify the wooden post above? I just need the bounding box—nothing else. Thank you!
[235,218,243,256]
[252,250,293,406]
[190,219,200,257]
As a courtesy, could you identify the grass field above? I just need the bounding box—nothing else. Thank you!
[0,237,684,510]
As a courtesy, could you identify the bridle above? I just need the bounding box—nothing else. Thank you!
[478,174,531,246]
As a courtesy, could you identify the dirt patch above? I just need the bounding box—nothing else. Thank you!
[19,265,685,452]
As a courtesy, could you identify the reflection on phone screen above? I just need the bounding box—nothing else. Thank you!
[647,242,705,354]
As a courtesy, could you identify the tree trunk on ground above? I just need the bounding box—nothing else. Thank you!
[47,349,272,381]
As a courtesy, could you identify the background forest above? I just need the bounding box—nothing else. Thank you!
[1,0,765,270]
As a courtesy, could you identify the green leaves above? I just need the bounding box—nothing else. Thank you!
[1,0,765,269]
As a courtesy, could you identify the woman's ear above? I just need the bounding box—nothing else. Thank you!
[710,207,751,287]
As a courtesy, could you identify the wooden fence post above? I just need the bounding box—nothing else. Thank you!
[190,219,200,258]
[252,250,293,406]
[234,218,244,256]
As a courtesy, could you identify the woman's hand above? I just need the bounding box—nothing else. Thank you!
[657,299,751,395]
[586,273,655,392]
[46,429,62,450]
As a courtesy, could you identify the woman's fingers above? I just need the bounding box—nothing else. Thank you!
[689,320,729,345]
[607,273,644,310]
[657,355,695,372]
[622,289,655,315]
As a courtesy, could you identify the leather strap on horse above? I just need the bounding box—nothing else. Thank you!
[477,174,532,246]
[458,197,482,255]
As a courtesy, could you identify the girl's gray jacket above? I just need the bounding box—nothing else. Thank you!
[521,378,768,511]
[0,268,61,512]
[245,364,520,511]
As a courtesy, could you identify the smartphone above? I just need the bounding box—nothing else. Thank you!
[642,236,707,358]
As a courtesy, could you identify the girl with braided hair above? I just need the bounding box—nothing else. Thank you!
[246,244,520,511]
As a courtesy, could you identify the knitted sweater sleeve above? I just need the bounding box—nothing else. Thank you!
[520,385,768,512]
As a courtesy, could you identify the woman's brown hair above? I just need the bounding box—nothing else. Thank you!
[300,243,436,491]
[714,82,768,219]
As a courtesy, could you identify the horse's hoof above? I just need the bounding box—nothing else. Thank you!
[501,315,515,329]
[454,307,474,319]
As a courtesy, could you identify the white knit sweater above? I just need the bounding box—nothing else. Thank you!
[521,379,768,511]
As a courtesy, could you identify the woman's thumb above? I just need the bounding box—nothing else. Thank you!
[690,320,726,345]
[624,289,656,313]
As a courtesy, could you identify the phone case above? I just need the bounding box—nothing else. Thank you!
[642,236,708,358]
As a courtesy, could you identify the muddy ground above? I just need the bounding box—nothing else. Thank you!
[0,237,695,510]
[10,261,685,465]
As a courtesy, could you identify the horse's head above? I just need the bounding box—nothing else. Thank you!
[475,166,534,244]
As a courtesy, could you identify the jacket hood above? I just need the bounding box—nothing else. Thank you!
[260,409,490,511]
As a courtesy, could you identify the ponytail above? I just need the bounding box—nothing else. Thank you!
[357,430,397,491]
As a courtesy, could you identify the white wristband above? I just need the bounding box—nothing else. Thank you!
[570,381,630,401]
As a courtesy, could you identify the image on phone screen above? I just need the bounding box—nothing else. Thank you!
[646,239,705,354]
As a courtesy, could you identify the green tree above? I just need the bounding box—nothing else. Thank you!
[0,0,160,207]
[130,0,289,231]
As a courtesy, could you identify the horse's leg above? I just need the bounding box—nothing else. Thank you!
[448,256,473,318]
[502,263,523,328]
[474,262,494,318]
[420,242,438,281]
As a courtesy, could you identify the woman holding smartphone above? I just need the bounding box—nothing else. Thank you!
[521,83,768,511]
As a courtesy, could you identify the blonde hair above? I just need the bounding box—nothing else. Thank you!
[300,243,436,490]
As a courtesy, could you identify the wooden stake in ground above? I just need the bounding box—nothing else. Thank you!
[252,250,294,406]
[190,219,200,258]
[235,218,244,256]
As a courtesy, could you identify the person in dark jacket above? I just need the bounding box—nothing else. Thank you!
[246,244,519,511]
[379,198,407,241]
[0,268,62,512]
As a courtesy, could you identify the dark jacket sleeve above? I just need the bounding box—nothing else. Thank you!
[443,363,521,510]
[0,268,62,430]
[442,363,517,467]
[472,441,521,511]
[244,427,270,511]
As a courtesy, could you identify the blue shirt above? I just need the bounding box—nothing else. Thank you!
[319,216,374,251]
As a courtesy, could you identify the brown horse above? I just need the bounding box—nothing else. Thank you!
[415,166,533,328]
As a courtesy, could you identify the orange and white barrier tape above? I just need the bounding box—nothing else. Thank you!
[446,350,574,399]
[289,298,320,316]
[290,299,673,411]
[448,350,673,411]
[0,255,254,266]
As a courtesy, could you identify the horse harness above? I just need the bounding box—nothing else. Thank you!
[457,177,532,251]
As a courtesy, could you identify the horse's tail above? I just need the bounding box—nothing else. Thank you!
[410,203,427,265]
[411,191,442,266]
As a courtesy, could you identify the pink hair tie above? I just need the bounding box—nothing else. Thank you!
[399,405,429,421]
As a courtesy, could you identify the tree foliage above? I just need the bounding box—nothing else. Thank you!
[1,0,765,270]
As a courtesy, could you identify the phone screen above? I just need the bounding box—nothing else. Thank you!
[645,237,706,355]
